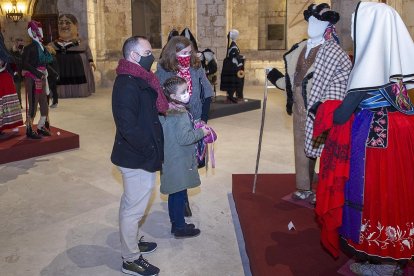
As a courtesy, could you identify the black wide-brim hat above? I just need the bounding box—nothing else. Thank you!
[303,3,340,25]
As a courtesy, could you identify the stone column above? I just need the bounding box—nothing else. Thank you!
[161,0,196,46]
[229,0,259,50]
[93,0,131,86]
[197,0,227,86]
[331,0,359,52]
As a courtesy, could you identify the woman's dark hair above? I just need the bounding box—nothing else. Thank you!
[159,36,200,72]
[162,76,187,103]
[59,14,78,25]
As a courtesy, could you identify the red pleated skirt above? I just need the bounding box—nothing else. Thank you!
[345,111,414,260]
[0,71,23,131]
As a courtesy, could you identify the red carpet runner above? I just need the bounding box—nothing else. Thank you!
[232,174,350,276]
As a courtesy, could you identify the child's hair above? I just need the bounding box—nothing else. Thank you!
[162,76,187,103]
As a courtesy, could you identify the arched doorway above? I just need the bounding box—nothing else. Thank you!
[31,0,58,44]
[131,0,161,48]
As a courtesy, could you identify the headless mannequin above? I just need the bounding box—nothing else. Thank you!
[267,4,346,205]
[306,16,329,58]
[293,16,329,201]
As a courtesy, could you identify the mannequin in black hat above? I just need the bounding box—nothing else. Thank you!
[220,29,245,103]
[267,3,352,204]
[180,27,199,53]
[200,48,218,94]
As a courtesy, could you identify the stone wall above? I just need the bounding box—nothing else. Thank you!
[161,0,195,45]
[3,0,414,89]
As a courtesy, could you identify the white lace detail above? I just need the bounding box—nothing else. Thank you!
[360,219,414,251]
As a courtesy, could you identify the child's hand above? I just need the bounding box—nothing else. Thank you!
[201,126,211,136]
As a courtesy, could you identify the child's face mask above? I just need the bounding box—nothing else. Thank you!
[176,90,190,103]
[173,83,190,104]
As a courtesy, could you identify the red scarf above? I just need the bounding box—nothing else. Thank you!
[176,55,193,95]
[116,59,168,113]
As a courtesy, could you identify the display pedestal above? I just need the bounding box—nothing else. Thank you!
[0,125,79,165]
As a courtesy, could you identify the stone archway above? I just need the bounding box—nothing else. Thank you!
[31,0,58,44]
[33,0,58,14]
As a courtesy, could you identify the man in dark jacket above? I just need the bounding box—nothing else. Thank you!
[111,36,165,276]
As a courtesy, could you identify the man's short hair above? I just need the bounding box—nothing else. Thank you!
[122,36,147,59]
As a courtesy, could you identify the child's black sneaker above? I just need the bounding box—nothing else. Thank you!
[138,236,157,254]
[170,223,195,234]
[122,255,159,276]
[174,226,200,239]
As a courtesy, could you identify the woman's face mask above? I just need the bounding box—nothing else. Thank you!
[176,45,192,68]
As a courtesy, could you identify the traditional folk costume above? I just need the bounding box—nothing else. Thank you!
[51,39,95,98]
[267,3,351,202]
[0,33,23,133]
[220,29,245,102]
[22,21,53,139]
[49,14,95,98]
[335,2,414,263]
[200,49,218,93]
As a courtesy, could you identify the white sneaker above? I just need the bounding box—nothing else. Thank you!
[350,262,402,276]
[291,190,314,201]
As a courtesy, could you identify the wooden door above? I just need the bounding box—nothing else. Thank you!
[31,14,58,44]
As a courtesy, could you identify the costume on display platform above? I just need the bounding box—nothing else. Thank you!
[200,48,218,93]
[319,3,414,274]
[0,32,23,133]
[49,14,95,98]
[267,3,351,203]
[180,27,199,52]
[181,28,218,93]
[220,29,245,102]
[22,21,53,139]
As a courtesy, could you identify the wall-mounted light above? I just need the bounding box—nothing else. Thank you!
[5,0,24,23]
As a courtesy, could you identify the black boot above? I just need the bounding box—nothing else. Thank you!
[26,125,41,139]
[184,201,192,217]
[45,120,50,130]
[174,224,200,239]
[171,222,195,234]
[37,126,51,136]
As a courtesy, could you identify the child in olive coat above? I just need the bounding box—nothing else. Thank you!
[160,76,210,238]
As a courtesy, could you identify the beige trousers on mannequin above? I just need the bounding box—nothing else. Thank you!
[292,86,316,190]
